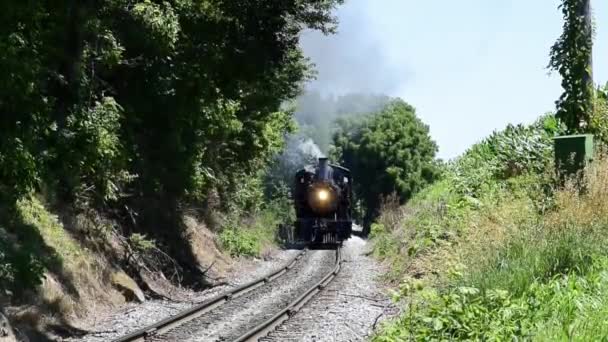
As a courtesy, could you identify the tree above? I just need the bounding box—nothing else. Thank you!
[548,0,594,133]
[0,0,346,287]
[0,0,345,208]
[331,99,439,229]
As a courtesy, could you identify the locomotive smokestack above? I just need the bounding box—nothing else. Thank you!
[317,157,331,181]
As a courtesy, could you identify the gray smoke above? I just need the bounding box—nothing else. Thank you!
[292,0,405,152]
[297,138,324,159]
[299,0,410,95]
[265,135,324,195]
[293,91,392,153]
[267,0,405,192]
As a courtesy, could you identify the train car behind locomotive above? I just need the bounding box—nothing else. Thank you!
[294,157,353,245]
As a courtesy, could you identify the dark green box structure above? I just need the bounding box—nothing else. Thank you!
[553,134,594,181]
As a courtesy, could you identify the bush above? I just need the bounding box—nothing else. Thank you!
[449,114,557,200]
[218,228,261,258]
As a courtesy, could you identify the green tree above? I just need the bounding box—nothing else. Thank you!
[331,99,439,228]
[0,0,345,288]
[0,0,344,208]
[548,0,594,133]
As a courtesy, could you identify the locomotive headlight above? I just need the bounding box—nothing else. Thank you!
[317,188,329,201]
[308,183,338,215]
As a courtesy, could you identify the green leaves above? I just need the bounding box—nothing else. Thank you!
[130,1,180,52]
[549,0,594,133]
[62,96,132,203]
[375,257,608,341]
[332,99,439,223]
[0,0,345,210]
[448,115,557,201]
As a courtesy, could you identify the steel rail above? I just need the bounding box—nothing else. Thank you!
[232,247,342,342]
[112,249,307,342]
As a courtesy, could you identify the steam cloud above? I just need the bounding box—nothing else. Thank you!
[299,0,409,95]
[271,0,405,183]
[291,0,405,154]
[296,138,324,159]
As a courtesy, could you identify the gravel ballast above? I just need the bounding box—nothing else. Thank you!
[59,236,396,342]
[149,249,336,342]
[261,237,398,342]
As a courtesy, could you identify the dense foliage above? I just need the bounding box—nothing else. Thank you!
[0,0,344,291]
[331,99,439,226]
[548,0,594,133]
[371,115,559,279]
[449,114,560,201]
[373,154,608,340]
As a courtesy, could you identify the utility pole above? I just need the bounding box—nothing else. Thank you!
[582,0,594,88]
[576,0,594,130]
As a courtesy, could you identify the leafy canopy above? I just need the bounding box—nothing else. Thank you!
[331,99,439,224]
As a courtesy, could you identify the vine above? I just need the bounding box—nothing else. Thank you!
[548,0,594,133]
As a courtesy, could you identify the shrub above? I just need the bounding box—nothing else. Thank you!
[218,227,260,258]
[448,114,557,201]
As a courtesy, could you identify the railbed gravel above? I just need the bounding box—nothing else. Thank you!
[148,249,336,342]
[261,237,398,342]
[59,249,299,342]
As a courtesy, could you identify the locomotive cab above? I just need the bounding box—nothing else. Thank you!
[294,158,353,245]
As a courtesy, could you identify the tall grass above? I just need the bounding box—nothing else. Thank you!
[467,158,608,296]
[373,156,608,340]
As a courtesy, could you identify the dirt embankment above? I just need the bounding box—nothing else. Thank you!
[2,198,235,342]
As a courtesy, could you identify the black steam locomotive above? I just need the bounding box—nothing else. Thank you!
[294,157,353,245]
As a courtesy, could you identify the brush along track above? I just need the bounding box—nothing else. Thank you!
[143,248,340,342]
[112,249,306,342]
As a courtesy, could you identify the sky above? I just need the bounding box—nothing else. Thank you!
[300,0,608,160]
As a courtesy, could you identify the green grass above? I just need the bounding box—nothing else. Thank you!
[0,196,94,295]
[466,224,602,298]
[370,179,472,284]
[371,152,608,340]
[17,197,85,263]
[374,258,608,341]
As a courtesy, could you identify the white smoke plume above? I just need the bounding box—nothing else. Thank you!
[296,138,324,159]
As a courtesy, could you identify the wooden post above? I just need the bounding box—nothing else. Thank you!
[582,0,593,85]
[577,0,594,131]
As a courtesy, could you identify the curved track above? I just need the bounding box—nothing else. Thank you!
[112,249,306,342]
[234,247,341,342]
[112,247,341,342]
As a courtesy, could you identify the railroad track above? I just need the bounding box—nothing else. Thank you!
[234,247,341,342]
[113,246,342,342]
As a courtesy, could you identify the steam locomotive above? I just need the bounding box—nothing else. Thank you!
[294,157,353,245]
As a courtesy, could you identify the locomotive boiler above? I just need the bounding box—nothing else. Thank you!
[294,157,353,245]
